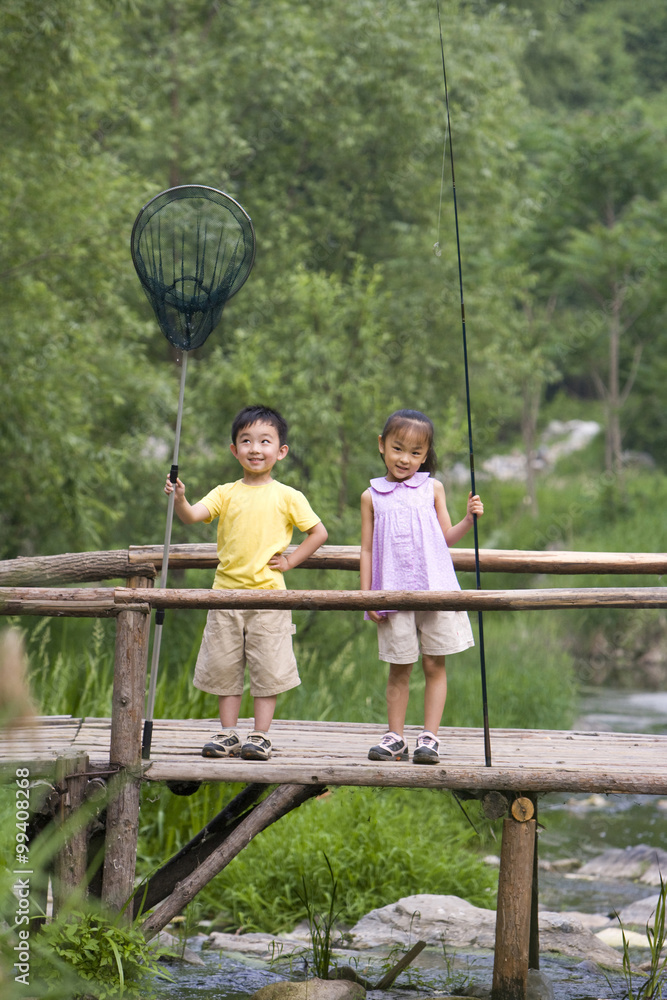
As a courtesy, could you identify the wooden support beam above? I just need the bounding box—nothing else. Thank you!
[141,782,325,940]
[528,795,539,971]
[53,753,89,916]
[101,607,150,917]
[492,813,537,1000]
[133,783,266,918]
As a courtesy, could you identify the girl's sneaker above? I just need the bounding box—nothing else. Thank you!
[368,731,408,761]
[413,731,440,764]
[241,731,273,760]
[201,729,242,758]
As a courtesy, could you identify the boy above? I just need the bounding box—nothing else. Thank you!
[165,404,327,760]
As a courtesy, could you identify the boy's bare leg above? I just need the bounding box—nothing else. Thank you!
[219,695,242,729]
[253,695,277,734]
[386,662,413,736]
[422,654,447,735]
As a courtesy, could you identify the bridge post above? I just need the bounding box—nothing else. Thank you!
[52,751,90,916]
[492,797,536,1000]
[101,585,150,918]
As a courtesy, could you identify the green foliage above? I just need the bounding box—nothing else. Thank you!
[298,854,340,979]
[35,910,170,999]
[619,874,667,999]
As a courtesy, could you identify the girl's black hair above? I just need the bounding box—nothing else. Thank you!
[380,409,437,475]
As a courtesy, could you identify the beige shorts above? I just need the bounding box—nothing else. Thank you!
[377,609,474,664]
[193,608,300,698]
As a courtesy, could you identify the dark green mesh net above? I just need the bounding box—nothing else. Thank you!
[130,185,256,351]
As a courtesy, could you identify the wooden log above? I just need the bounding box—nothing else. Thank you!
[492,817,537,1000]
[114,585,667,611]
[133,783,266,918]
[141,782,325,940]
[128,543,667,576]
[0,587,150,618]
[53,753,89,915]
[1,545,664,587]
[0,551,156,586]
[101,608,150,917]
[510,797,535,822]
[2,583,667,616]
[528,795,539,971]
[142,758,667,795]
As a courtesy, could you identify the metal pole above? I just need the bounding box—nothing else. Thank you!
[142,351,189,759]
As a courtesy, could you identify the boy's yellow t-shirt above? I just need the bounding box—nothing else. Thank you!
[199,479,321,590]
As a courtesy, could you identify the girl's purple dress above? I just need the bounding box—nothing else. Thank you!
[365,472,474,650]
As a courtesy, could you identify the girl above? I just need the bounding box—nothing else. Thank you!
[360,409,484,764]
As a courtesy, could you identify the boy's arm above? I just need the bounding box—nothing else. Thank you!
[164,477,211,524]
[268,521,328,573]
[434,481,484,546]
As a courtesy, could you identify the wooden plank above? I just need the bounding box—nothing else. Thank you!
[2,718,666,794]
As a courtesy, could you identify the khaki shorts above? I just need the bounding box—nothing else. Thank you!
[377,609,474,664]
[193,608,300,698]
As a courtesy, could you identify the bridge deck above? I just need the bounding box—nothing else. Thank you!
[2,716,666,794]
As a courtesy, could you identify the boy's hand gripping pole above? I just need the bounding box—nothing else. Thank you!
[142,351,189,760]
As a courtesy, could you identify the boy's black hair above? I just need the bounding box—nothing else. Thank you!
[380,408,437,475]
[231,405,289,446]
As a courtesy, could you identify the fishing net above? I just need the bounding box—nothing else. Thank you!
[130,184,256,351]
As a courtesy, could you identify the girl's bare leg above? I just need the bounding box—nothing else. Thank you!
[387,662,413,736]
[422,654,447,735]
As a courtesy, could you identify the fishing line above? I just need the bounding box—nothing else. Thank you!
[434,0,491,767]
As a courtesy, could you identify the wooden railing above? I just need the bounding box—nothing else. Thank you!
[1,543,666,587]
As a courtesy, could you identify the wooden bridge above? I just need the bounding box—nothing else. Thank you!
[1,543,666,999]
[4,716,666,795]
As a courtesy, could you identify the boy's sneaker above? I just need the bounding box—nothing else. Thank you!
[368,731,408,761]
[241,731,273,761]
[413,731,440,765]
[201,729,242,758]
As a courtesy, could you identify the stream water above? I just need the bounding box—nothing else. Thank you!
[153,688,667,999]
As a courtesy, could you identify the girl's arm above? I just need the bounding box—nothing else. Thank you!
[433,480,484,546]
[164,477,211,524]
[360,490,384,624]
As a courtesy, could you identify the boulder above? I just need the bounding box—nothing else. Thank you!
[596,927,649,949]
[578,845,667,882]
[615,894,662,927]
[348,895,623,968]
[348,894,497,949]
[539,913,622,968]
[249,978,365,999]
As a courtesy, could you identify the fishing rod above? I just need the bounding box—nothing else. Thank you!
[435,0,492,767]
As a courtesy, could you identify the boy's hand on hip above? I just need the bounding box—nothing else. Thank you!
[268,552,290,572]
